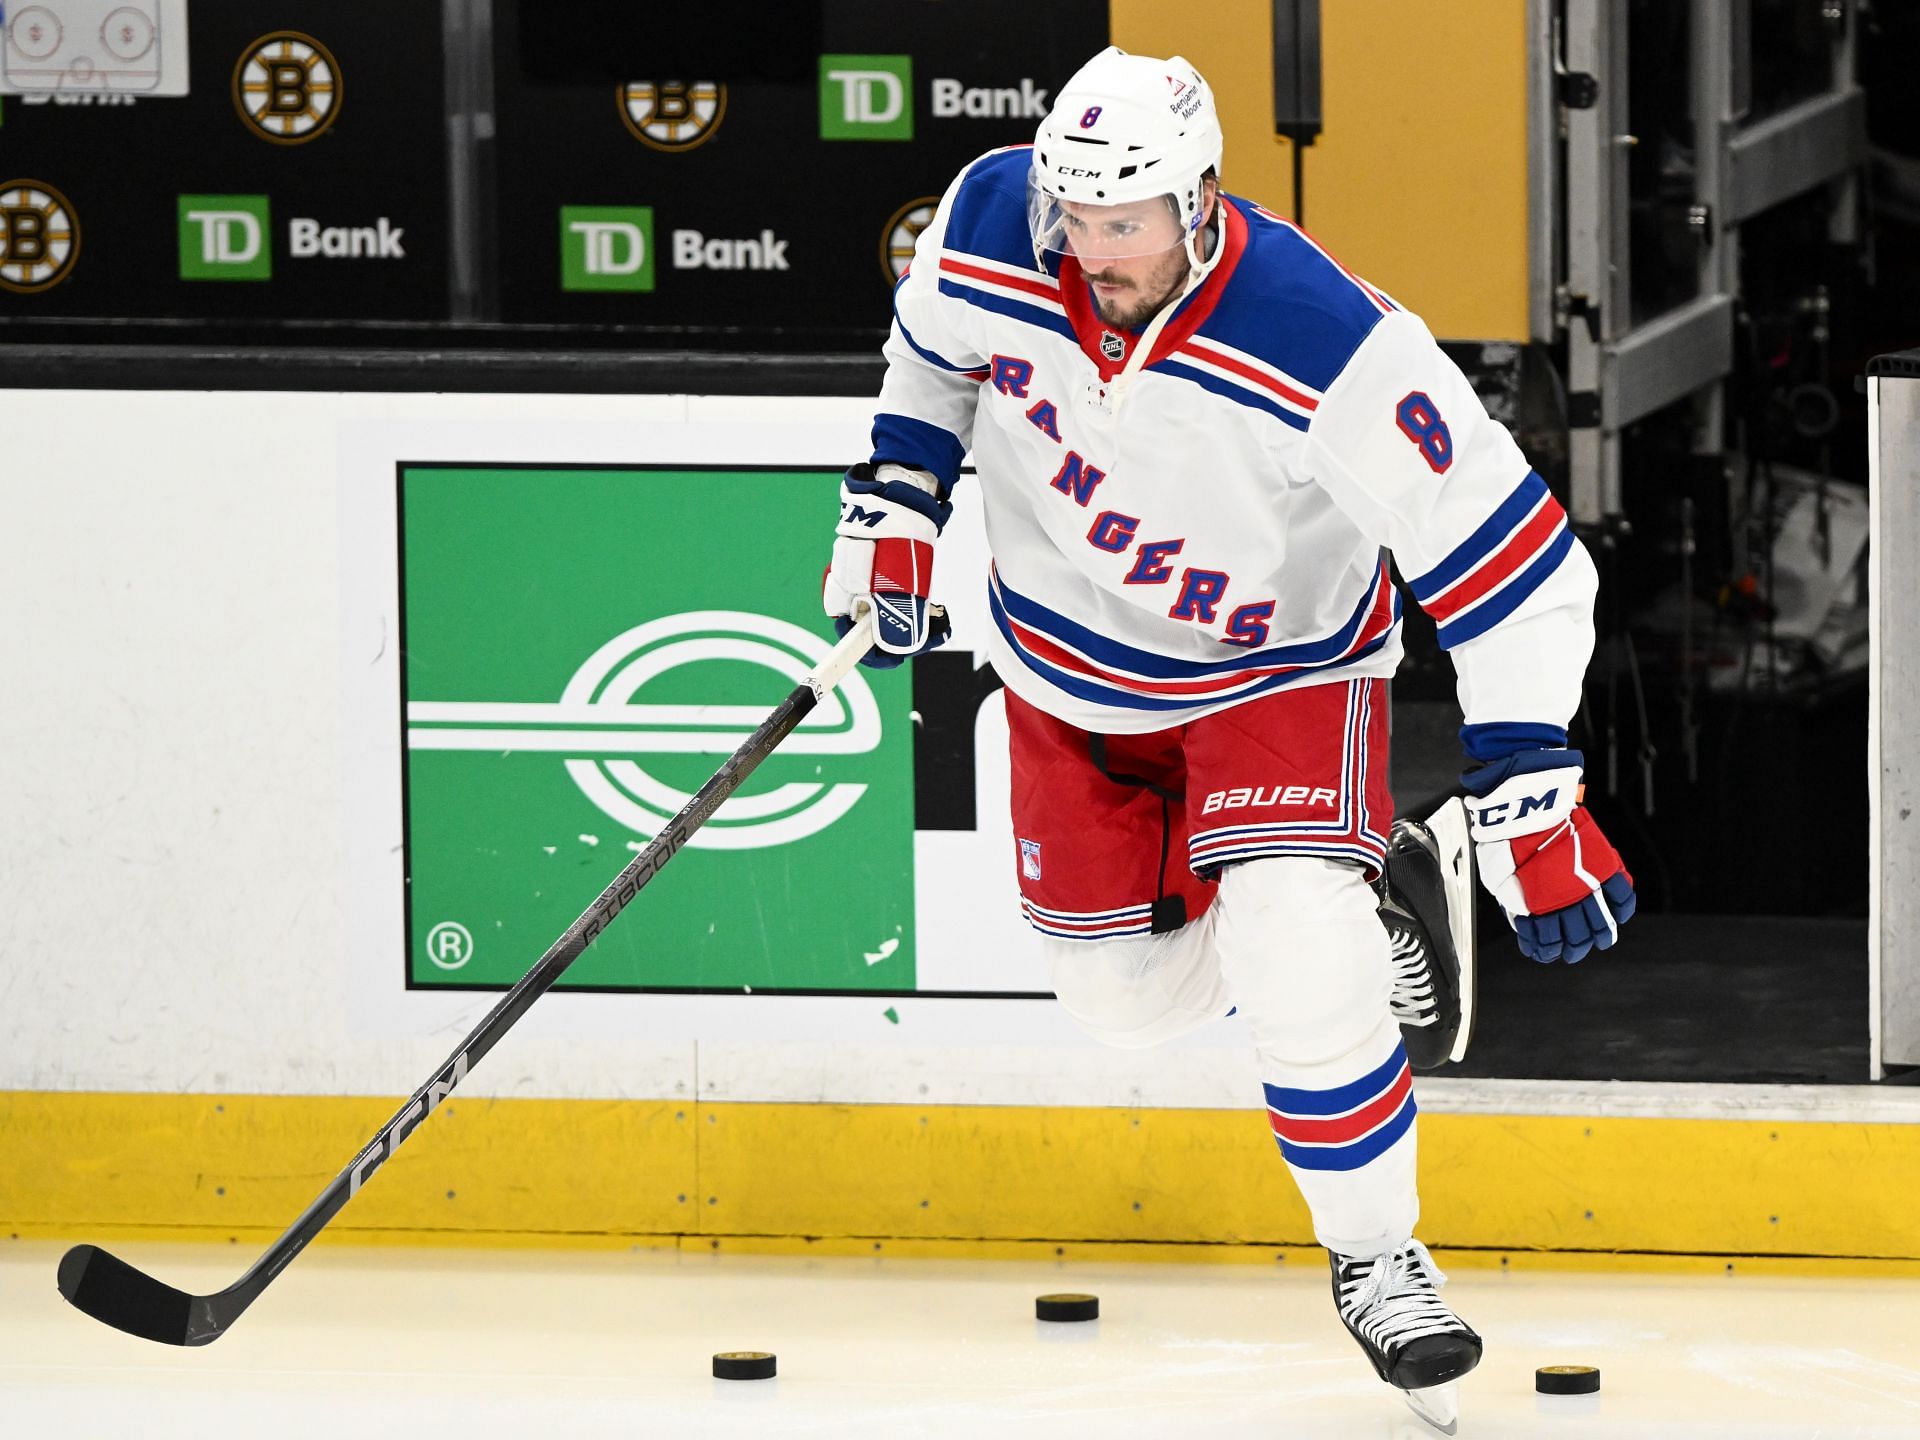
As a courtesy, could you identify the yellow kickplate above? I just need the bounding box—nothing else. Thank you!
[5,1093,1918,1263]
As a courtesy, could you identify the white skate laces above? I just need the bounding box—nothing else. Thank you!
[1386,925,1440,1029]
[1338,1240,1459,1353]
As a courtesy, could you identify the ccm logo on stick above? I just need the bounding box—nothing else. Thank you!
[348,1051,470,1196]
[1201,785,1338,815]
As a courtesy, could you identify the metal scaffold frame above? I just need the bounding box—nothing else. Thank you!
[1557,0,1866,526]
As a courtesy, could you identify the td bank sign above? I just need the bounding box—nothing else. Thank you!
[559,206,791,291]
[178,194,406,279]
[397,463,915,995]
[818,54,1052,139]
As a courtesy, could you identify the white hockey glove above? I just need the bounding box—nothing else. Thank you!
[1462,747,1637,964]
[822,462,952,670]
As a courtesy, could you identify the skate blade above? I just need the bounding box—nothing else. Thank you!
[1422,796,1476,1065]
[1402,1379,1459,1435]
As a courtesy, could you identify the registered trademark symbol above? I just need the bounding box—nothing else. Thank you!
[426,921,473,970]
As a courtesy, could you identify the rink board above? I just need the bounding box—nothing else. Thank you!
[6,1089,1920,1266]
[4,388,1903,1270]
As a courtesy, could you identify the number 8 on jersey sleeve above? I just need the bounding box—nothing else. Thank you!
[1395,391,1454,474]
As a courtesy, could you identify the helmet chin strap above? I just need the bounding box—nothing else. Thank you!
[1110,206,1223,414]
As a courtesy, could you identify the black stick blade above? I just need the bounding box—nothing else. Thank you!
[58,1244,200,1346]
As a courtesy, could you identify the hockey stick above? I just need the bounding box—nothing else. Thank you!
[57,608,880,1346]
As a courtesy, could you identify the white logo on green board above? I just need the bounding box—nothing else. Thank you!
[398,463,915,994]
[407,610,881,848]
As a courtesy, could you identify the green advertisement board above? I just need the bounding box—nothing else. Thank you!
[398,464,916,993]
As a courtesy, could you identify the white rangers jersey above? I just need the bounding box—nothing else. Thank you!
[872,146,1597,757]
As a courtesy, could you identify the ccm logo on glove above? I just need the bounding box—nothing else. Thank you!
[1469,786,1568,831]
[842,501,892,529]
[1464,762,1579,842]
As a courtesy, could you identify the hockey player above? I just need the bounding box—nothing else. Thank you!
[821,46,1635,1432]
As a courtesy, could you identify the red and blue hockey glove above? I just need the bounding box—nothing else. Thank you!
[1463,748,1636,963]
[823,462,953,669]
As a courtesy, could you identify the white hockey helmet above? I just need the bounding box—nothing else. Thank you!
[1028,46,1223,263]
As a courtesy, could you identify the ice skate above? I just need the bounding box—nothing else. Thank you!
[1377,798,1476,1071]
[1330,1240,1481,1434]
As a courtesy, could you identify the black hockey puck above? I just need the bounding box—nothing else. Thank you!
[713,1351,777,1380]
[1036,1292,1099,1322]
[1535,1364,1600,1394]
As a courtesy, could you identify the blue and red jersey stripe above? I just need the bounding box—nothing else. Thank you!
[1406,471,1575,649]
[989,561,1400,714]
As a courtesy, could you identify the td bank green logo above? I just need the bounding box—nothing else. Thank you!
[561,205,653,291]
[179,194,271,280]
[398,464,914,994]
[820,54,912,140]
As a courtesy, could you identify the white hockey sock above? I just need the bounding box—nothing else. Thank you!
[1212,859,1420,1254]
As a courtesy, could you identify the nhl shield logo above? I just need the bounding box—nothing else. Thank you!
[1099,330,1125,362]
[1019,837,1043,880]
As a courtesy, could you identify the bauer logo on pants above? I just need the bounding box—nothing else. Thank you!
[396,463,916,995]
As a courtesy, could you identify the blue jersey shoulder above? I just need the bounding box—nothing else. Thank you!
[943,147,1041,271]
[1198,198,1398,394]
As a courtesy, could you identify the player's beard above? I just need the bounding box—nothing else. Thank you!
[1085,243,1193,329]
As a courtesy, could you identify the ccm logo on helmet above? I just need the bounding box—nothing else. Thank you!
[1201,785,1338,815]
[1057,165,1103,179]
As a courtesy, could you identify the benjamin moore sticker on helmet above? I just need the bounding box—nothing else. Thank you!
[397,464,916,994]
[1165,72,1204,119]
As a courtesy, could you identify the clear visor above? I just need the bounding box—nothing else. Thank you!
[1025,168,1195,262]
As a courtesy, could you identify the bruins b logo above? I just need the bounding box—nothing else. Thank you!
[0,180,80,293]
[879,197,938,286]
[619,82,726,151]
[234,32,342,143]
